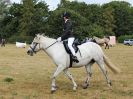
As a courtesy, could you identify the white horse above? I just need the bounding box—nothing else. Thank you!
[27,34,120,93]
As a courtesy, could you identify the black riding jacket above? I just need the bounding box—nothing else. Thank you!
[61,19,74,41]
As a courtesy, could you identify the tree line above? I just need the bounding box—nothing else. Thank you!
[0,0,133,43]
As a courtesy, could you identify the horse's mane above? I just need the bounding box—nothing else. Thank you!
[37,33,56,41]
[36,33,50,38]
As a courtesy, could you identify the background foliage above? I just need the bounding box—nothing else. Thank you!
[0,0,133,43]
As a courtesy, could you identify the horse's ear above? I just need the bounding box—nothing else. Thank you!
[35,34,38,37]
[38,33,41,35]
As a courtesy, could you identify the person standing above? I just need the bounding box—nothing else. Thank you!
[1,38,6,47]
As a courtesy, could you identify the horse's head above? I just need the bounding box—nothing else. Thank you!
[27,34,43,56]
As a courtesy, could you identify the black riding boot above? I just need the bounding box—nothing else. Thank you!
[72,55,79,63]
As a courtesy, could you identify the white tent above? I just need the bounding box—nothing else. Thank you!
[16,42,26,48]
[109,36,116,46]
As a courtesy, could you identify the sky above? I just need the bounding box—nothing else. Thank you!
[11,0,133,10]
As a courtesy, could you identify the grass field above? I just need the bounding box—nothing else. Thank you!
[0,44,133,99]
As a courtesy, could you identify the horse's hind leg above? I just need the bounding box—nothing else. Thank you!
[108,44,109,49]
[82,61,94,89]
[96,59,112,87]
[105,43,109,49]
[63,69,77,91]
[105,43,107,49]
[105,44,106,49]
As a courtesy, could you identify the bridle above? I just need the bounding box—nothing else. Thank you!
[30,41,57,53]
[30,42,40,53]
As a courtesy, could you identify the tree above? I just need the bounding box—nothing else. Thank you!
[0,0,10,37]
[18,0,35,36]
[127,7,133,35]
[28,1,49,36]
[0,0,9,19]
[104,1,132,37]
[1,0,133,42]
[102,6,115,36]
[18,0,49,37]
[59,0,69,8]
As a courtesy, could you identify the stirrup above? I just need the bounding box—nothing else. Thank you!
[72,56,79,63]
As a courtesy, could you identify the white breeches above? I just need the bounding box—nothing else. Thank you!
[68,37,75,56]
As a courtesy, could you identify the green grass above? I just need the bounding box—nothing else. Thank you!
[4,77,14,82]
[0,44,133,99]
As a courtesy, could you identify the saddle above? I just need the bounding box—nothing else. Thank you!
[63,39,81,67]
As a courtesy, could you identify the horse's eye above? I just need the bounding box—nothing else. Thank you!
[33,42,36,44]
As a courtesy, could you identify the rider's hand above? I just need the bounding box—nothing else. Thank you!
[57,37,61,42]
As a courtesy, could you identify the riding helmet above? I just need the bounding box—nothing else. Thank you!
[63,12,70,18]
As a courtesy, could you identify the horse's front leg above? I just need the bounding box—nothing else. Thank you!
[51,64,66,93]
[63,69,77,91]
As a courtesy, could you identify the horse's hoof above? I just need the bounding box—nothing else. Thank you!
[51,86,58,94]
[107,82,112,87]
[51,90,56,94]
[107,83,113,90]
[54,86,59,89]
[73,86,77,91]
[82,83,89,89]
[109,82,112,86]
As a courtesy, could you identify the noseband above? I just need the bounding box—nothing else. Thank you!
[30,42,39,53]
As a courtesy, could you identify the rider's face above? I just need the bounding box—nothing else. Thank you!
[64,17,67,20]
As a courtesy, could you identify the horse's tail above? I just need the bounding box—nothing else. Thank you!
[103,54,121,74]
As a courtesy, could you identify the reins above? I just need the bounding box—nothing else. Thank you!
[30,41,58,53]
[44,41,58,50]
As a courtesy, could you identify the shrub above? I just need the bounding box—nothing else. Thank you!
[4,77,14,82]
[118,35,133,43]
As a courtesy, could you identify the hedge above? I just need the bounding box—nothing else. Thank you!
[8,35,34,44]
[118,35,133,43]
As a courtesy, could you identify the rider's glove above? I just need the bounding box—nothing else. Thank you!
[57,37,61,42]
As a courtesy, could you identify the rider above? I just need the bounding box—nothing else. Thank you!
[57,12,79,62]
